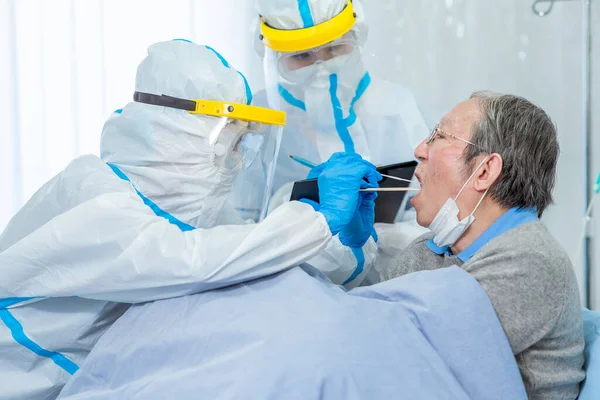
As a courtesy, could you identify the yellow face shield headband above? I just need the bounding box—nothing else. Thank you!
[259,0,357,53]
[133,92,287,126]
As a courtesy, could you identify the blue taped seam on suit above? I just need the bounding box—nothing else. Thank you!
[343,72,371,127]
[0,297,41,309]
[278,84,307,111]
[238,72,253,105]
[329,74,355,153]
[114,109,123,114]
[343,247,366,285]
[297,0,315,27]
[204,45,253,105]
[107,163,195,232]
[0,309,79,375]
[204,45,231,67]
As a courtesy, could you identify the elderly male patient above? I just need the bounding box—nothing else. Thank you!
[381,91,585,399]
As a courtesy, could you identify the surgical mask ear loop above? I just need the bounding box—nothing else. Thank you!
[470,187,489,217]
[454,156,489,202]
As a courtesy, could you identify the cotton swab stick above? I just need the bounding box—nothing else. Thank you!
[359,187,420,192]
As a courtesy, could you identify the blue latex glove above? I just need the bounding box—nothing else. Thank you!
[300,196,377,248]
[339,190,378,248]
[312,153,381,239]
[307,163,324,180]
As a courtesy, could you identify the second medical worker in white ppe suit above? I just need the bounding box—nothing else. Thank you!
[252,0,432,286]
[0,40,380,400]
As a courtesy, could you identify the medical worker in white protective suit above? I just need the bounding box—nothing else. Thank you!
[252,0,432,286]
[0,40,380,400]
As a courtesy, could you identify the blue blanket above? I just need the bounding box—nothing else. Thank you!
[59,266,526,399]
[579,308,600,399]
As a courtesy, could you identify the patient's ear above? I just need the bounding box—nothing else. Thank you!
[474,153,503,192]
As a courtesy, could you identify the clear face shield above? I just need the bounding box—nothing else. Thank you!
[259,0,361,93]
[209,119,269,170]
[132,91,286,223]
[213,117,285,222]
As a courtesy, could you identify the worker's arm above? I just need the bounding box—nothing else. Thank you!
[0,195,331,303]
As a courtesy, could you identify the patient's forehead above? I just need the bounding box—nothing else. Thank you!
[439,99,482,139]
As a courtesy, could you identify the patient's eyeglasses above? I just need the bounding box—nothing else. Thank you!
[426,124,480,148]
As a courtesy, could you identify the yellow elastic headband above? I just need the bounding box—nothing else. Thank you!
[191,100,287,126]
[133,92,287,126]
[260,0,356,53]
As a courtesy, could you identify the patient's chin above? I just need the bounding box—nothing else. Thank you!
[415,213,430,228]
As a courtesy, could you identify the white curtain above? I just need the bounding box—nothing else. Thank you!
[0,0,261,230]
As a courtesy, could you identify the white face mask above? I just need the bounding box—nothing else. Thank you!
[429,157,489,248]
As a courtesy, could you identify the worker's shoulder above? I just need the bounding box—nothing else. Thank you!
[0,155,127,250]
[62,154,118,185]
[59,155,135,201]
[63,154,106,174]
[361,78,439,124]
[363,78,415,105]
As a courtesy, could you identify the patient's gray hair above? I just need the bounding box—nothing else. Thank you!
[464,91,559,217]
